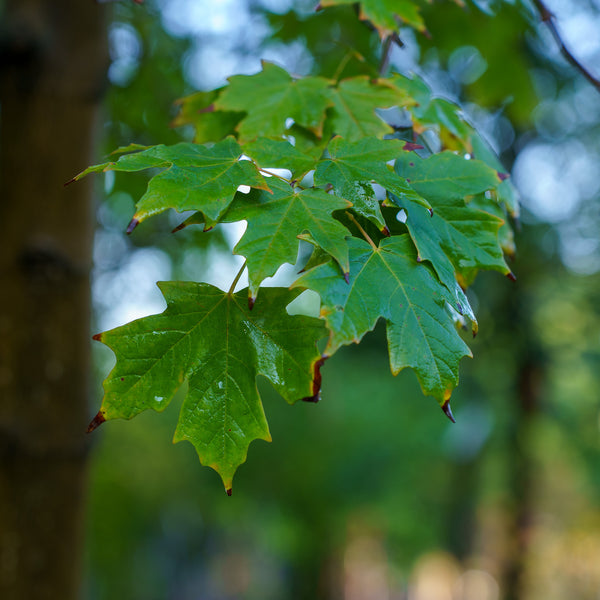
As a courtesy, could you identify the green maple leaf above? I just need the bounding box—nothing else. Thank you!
[411,97,474,151]
[89,282,326,492]
[329,76,413,141]
[243,138,321,180]
[395,150,501,202]
[394,152,510,287]
[315,136,430,230]
[171,89,244,144]
[320,0,426,36]
[470,131,519,218]
[225,178,351,299]
[215,62,333,141]
[295,235,471,403]
[72,138,270,228]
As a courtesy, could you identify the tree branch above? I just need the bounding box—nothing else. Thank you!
[532,0,600,93]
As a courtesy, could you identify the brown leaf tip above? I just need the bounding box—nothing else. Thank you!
[402,142,425,152]
[126,218,139,234]
[87,411,106,433]
[199,103,215,114]
[248,296,256,311]
[441,401,456,423]
[64,177,77,187]
[381,225,391,237]
[301,355,328,403]
[92,332,103,342]
[226,488,233,497]
[428,208,434,217]
[506,271,517,282]
[343,272,350,284]
[497,171,510,182]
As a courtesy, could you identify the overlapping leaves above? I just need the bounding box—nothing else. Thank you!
[72,137,269,228]
[175,62,414,145]
[320,0,426,37]
[295,236,472,402]
[83,54,516,490]
[393,151,511,291]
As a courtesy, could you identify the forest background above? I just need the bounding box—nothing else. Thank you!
[1,0,600,599]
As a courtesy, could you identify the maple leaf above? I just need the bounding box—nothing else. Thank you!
[393,151,510,289]
[171,89,244,144]
[215,62,333,141]
[295,235,472,403]
[71,138,270,229]
[223,178,351,300]
[320,0,426,37]
[411,97,475,151]
[314,136,430,231]
[328,76,413,141]
[470,131,520,218]
[89,282,326,492]
[243,138,321,181]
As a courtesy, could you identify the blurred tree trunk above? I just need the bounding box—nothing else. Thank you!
[0,1,107,598]
[494,233,546,600]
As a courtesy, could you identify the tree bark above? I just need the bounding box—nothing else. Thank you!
[0,1,107,598]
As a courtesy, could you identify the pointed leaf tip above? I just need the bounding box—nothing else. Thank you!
[64,177,76,187]
[428,208,434,217]
[343,272,350,284]
[226,488,232,496]
[92,333,103,342]
[87,411,106,433]
[248,296,256,311]
[126,218,139,234]
[506,271,517,282]
[497,171,510,181]
[403,142,425,152]
[381,225,391,237]
[441,401,456,423]
[301,355,328,403]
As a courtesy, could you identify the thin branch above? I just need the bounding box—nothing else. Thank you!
[228,260,247,295]
[378,33,403,77]
[258,168,292,184]
[346,211,378,251]
[532,0,600,93]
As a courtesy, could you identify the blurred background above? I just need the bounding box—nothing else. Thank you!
[2,0,600,599]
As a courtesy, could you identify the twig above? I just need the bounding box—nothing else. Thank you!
[228,260,247,295]
[258,168,292,184]
[532,0,600,93]
[346,212,378,251]
[379,33,404,77]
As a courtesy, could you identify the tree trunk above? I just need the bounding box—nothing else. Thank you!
[0,1,107,598]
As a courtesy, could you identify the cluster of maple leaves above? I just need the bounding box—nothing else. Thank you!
[80,4,517,492]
